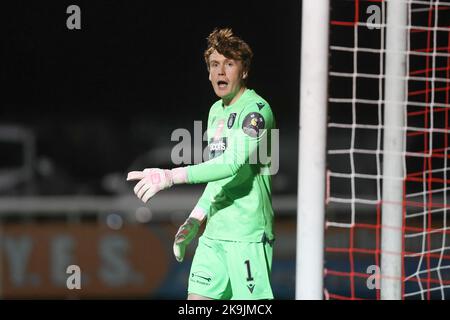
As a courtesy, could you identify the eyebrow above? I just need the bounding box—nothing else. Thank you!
[209,58,234,64]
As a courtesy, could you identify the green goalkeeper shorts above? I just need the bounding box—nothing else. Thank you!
[187,235,274,300]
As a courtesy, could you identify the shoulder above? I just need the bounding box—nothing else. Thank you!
[235,90,275,138]
[208,100,222,114]
[241,90,273,115]
[238,90,274,129]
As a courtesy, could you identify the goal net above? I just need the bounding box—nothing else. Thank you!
[325,0,450,299]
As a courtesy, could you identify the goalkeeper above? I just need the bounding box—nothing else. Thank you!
[127,28,276,300]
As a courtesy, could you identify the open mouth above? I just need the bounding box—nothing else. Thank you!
[217,80,228,89]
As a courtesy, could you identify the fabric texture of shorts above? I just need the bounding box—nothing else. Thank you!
[188,235,274,300]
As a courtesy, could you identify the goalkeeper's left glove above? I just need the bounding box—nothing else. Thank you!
[173,206,206,262]
[173,217,201,262]
[127,167,188,203]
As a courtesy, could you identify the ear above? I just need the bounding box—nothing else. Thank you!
[209,72,212,81]
[243,72,248,79]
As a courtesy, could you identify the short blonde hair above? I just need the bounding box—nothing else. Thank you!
[204,28,253,75]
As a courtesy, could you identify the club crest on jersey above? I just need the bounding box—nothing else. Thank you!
[242,112,265,138]
[227,113,237,129]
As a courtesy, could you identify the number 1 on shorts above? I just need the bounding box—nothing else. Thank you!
[244,260,254,281]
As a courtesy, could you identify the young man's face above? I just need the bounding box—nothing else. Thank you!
[208,50,246,104]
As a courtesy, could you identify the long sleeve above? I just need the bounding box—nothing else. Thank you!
[187,103,273,184]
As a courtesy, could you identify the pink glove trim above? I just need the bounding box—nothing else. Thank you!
[171,167,188,185]
[189,206,206,222]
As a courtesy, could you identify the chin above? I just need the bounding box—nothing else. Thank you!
[213,88,229,98]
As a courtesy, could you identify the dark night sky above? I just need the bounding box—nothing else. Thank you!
[3,1,301,124]
[2,1,301,193]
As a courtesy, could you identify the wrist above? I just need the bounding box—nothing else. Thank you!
[189,206,206,222]
[163,169,174,187]
[170,167,189,184]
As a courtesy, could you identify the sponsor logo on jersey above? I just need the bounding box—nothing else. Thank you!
[209,139,226,151]
[208,137,227,159]
[190,271,212,286]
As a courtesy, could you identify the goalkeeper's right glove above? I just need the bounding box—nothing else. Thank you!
[126,167,188,203]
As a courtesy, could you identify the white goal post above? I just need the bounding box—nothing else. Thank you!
[380,0,408,300]
[297,0,330,300]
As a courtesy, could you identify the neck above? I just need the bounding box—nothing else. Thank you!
[222,86,246,107]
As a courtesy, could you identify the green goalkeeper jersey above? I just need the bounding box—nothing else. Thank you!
[187,89,276,242]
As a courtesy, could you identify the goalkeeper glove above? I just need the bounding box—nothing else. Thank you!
[173,217,202,262]
[127,168,173,203]
[173,206,206,262]
[126,167,188,203]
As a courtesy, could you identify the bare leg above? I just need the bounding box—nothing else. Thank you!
[187,293,213,300]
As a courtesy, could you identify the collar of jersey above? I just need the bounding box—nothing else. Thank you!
[221,88,253,113]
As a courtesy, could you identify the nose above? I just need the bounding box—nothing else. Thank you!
[218,64,225,75]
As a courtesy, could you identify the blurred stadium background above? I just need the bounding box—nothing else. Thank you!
[3,0,449,299]
[2,1,300,299]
